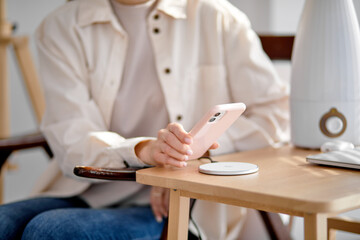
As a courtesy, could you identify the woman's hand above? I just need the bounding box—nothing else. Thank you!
[135,123,194,168]
[150,186,170,223]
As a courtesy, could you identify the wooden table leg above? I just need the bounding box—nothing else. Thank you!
[304,213,327,240]
[328,228,336,240]
[168,189,190,240]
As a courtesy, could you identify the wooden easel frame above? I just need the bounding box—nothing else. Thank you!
[0,0,45,204]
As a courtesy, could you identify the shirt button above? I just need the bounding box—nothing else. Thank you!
[164,68,171,74]
[153,14,160,20]
[176,115,183,121]
[153,28,160,34]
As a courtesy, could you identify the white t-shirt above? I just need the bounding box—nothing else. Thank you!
[109,0,169,138]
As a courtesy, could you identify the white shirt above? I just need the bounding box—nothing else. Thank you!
[35,0,289,239]
[80,0,171,207]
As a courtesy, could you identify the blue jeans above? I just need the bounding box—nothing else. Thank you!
[0,197,164,240]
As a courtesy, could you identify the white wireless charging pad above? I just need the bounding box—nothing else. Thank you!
[198,162,259,176]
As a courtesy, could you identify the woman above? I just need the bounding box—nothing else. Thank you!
[0,0,289,239]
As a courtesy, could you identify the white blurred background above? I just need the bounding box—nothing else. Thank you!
[4,0,360,239]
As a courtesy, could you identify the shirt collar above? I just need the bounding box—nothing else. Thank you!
[78,0,116,27]
[77,0,187,28]
[157,0,187,19]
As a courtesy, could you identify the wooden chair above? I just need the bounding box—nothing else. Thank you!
[327,216,360,240]
[1,34,358,240]
[0,0,49,204]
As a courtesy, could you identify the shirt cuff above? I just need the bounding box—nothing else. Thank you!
[113,137,156,167]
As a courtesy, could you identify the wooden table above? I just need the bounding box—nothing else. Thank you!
[136,145,360,240]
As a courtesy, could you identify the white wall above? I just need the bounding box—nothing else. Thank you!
[3,0,360,239]
[231,0,272,33]
[233,0,305,33]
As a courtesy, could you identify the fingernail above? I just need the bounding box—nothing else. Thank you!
[182,161,187,167]
[186,149,193,156]
[156,216,163,223]
[184,155,189,161]
[184,137,192,144]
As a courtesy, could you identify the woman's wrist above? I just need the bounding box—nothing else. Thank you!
[135,139,153,165]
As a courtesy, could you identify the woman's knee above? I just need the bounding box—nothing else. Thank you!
[0,203,30,240]
[22,207,164,240]
[22,209,87,240]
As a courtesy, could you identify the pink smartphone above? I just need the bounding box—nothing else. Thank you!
[188,102,246,160]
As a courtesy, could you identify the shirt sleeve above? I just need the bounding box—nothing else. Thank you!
[216,5,290,153]
[36,15,149,181]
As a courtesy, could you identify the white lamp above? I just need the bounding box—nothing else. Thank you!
[290,0,360,148]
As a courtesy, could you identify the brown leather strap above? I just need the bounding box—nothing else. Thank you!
[0,132,53,169]
[73,166,150,181]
